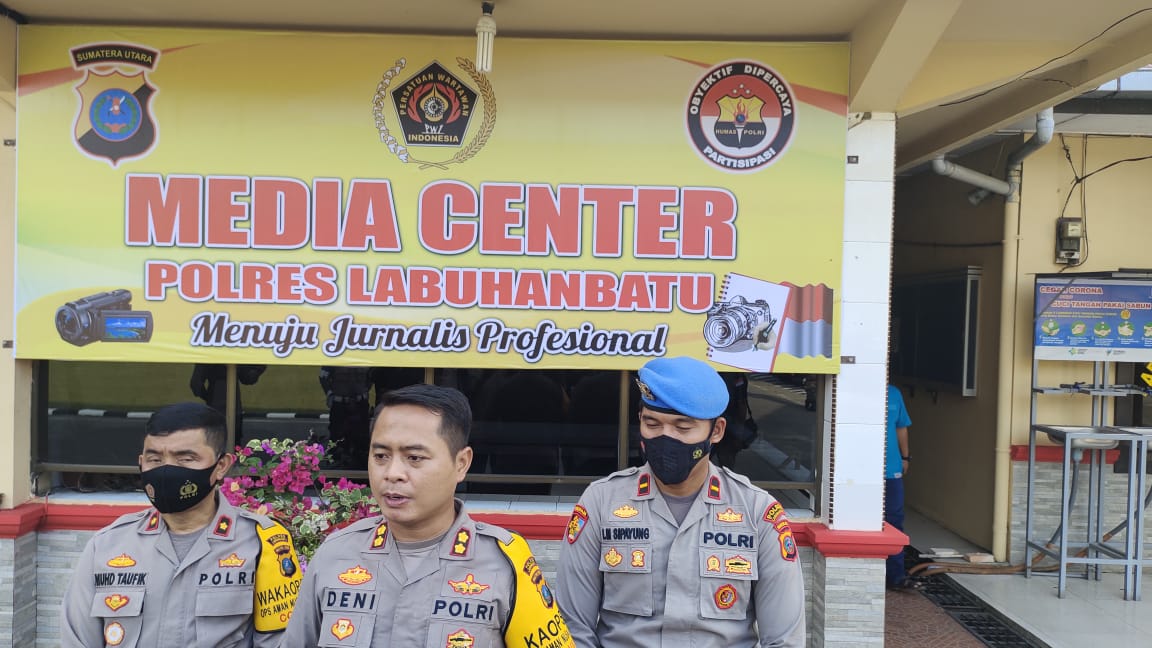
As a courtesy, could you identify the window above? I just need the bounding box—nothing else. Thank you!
[36,361,822,502]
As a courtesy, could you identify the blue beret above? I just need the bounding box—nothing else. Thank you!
[636,356,728,419]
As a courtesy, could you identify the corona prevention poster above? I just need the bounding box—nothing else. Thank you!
[16,27,847,371]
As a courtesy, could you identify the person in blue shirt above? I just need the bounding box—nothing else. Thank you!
[885,384,919,590]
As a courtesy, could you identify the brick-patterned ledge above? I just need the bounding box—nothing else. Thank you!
[0,502,908,558]
[1010,445,1121,463]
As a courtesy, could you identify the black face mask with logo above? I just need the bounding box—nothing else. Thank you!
[140,463,218,514]
[642,434,712,485]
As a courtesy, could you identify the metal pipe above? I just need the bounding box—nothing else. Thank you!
[931,157,1012,195]
[991,107,1054,561]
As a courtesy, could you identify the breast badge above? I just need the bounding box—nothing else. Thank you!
[716,507,744,523]
[338,565,373,586]
[448,573,491,595]
[604,547,623,567]
[612,504,639,519]
[106,554,136,568]
[218,553,246,568]
[330,618,355,641]
[447,628,476,648]
[104,594,129,611]
[104,622,125,646]
[714,584,738,610]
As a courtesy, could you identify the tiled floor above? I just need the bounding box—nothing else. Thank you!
[904,509,1152,648]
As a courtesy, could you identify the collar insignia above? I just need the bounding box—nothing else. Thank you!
[451,527,472,557]
[707,475,721,500]
[370,522,388,549]
[213,515,232,537]
[144,512,160,532]
[448,573,491,595]
[637,473,651,497]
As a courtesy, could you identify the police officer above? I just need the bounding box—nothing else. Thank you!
[556,356,805,647]
[281,384,574,647]
[61,402,303,648]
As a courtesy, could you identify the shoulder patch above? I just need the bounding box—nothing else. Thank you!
[566,505,589,544]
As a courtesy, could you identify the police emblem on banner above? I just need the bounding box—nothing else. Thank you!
[373,57,496,169]
[685,60,796,172]
[70,43,160,166]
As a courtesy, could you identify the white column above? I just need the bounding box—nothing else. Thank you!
[0,17,32,509]
[826,112,895,531]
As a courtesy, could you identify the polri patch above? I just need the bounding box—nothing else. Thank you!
[566,505,588,544]
[448,573,490,595]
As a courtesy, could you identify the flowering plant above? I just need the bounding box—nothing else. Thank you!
[222,438,379,565]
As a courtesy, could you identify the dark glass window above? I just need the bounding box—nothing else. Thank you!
[37,361,822,501]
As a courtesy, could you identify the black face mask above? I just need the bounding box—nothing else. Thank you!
[140,463,219,513]
[642,434,711,485]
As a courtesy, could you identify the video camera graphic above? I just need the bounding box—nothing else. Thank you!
[54,289,154,347]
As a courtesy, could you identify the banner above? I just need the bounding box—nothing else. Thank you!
[1035,276,1152,361]
[16,27,847,371]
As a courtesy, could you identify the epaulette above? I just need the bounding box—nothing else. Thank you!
[718,465,758,490]
[590,465,639,486]
[235,507,279,530]
[103,508,153,532]
[473,520,514,545]
[326,515,384,541]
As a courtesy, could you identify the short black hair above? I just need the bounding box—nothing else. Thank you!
[373,384,471,454]
[145,402,228,458]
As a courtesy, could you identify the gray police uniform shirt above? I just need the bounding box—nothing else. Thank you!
[60,496,298,648]
[281,501,570,648]
[556,463,806,648]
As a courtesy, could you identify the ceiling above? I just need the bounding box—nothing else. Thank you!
[6,0,1152,171]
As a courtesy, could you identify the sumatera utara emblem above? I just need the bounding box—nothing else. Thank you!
[70,43,160,166]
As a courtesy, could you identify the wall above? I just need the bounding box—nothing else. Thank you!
[893,140,1017,549]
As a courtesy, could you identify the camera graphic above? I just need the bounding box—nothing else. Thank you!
[54,289,154,347]
[703,295,777,349]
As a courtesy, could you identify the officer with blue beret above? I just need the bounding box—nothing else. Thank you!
[556,356,805,647]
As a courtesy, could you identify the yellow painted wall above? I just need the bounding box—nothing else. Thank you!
[893,140,1020,549]
[1011,135,1152,440]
